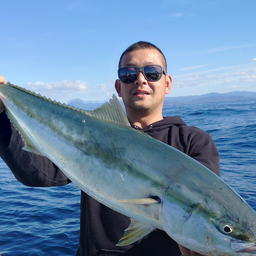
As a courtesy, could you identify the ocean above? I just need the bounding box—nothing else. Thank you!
[0,99,256,255]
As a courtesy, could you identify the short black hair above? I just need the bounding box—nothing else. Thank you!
[118,41,167,71]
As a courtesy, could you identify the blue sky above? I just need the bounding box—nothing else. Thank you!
[1,0,256,103]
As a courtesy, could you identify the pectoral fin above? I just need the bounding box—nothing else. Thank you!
[118,198,159,204]
[116,219,155,246]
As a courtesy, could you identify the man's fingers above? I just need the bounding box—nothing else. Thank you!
[0,75,6,84]
[0,75,6,113]
[178,245,204,256]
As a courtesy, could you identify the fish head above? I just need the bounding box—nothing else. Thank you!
[160,199,256,256]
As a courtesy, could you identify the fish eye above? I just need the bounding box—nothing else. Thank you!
[219,222,233,234]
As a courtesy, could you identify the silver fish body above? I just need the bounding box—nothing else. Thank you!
[1,83,256,255]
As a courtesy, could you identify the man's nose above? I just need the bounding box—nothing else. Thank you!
[135,70,147,84]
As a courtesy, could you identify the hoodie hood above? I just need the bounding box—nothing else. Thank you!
[131,116,186,132]
[144,116,186,132]
[131,116,187,143]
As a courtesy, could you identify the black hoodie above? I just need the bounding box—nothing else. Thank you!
[0,112,220,256]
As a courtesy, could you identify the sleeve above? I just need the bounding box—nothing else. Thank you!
[0,111,71,187]
[188,127,220,176]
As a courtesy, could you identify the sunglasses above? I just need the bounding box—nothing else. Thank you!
[118,65,166,84]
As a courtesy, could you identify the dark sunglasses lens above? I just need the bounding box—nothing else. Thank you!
[119,67,137,83]
[144,65,162,81]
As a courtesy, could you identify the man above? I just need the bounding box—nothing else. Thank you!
[0,41,220,256]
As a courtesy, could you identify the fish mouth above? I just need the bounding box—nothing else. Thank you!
[236,246,256,253]
[231,240,256,253]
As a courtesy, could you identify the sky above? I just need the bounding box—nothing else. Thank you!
[1,0,256,103]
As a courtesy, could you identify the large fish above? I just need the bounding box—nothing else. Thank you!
[1,83,256,255]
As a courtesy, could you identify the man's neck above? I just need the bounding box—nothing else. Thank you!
[127,112,163,129]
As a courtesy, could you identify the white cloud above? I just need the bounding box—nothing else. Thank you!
[92,83,114,92]
[173,68,256,89]
[202,44,256,54]
[253,58,256,61]
[169,12,183,18]
[179,64,210,71]
[91,83,117,98]
[22,80,88,102]
[226,84,253,90]
[26,80,87,92]
[22,79,117,102]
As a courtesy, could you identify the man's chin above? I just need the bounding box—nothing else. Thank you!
[129,102,151,112]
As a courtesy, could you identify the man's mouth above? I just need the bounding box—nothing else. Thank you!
[133,90,150,95]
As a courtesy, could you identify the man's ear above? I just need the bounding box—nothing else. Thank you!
[115,79,122,97]
[165,75,172,95]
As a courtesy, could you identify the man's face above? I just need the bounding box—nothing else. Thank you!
[115,48,172,116]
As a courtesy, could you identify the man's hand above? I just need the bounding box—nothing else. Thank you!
[178,244,204,256]
[0,75,6,113]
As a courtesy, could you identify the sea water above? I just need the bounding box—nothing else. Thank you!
[0,99,255,255]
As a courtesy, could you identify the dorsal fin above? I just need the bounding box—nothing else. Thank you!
[87,94,130,127]
[5,84,130,127]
